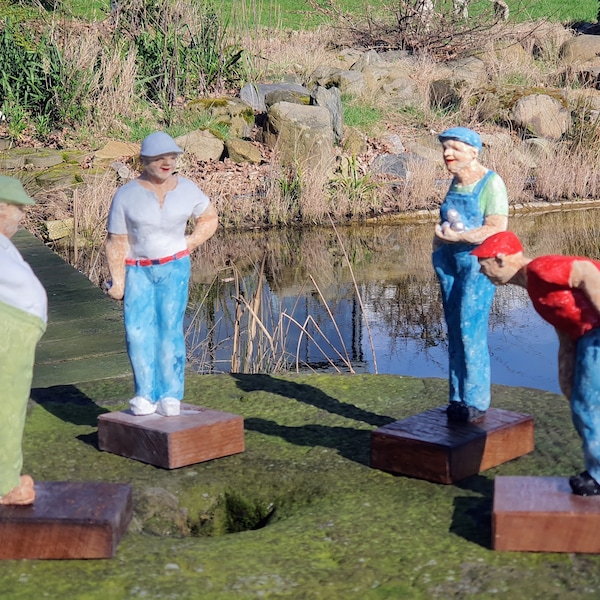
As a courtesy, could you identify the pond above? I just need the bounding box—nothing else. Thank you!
[185,206,600,395]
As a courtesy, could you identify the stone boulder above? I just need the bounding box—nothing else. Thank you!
[559,35,600,65]
[175,130,225,161]
[510,93,570,141]
[311,85,343,145]
[240,82,311,112]
[186,97,255,139]
[224,138,263,164]
[263,101,335,170]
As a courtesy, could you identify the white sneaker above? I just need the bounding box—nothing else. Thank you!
[129,396,157,416]
[157,397,181,417]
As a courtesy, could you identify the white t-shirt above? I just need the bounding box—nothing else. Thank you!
[107,176,211,259]
[0,233,47,323]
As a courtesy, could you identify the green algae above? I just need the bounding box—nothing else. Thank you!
[1,373,599,599]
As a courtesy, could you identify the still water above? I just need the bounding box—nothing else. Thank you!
[186,207,600,395]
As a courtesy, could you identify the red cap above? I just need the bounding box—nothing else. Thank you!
[471,231,524,258]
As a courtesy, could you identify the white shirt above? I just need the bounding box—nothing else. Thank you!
[0,233,48,323]
[107,177,210,259]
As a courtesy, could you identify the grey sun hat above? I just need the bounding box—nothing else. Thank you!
[0,176,34,205]
[140,132,184,157]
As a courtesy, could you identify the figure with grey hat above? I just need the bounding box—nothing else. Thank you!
[432,127,509,423]
[473,231,600,495]
[106,131,218,417]
[0,176,47,505]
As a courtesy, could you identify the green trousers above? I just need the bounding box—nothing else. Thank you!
[0,301,45,496]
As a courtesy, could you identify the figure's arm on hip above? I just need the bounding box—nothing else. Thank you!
[186,203,219,252]
[435,214,508,245]
[556,328,575,401]
[105,233,129,300]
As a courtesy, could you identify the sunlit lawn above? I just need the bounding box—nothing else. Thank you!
[60,0,598,28]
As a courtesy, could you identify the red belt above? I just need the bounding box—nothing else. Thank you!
[125,249,189,267]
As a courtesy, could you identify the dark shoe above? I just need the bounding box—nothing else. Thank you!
[569,471,600,496]
[446,402,486,423]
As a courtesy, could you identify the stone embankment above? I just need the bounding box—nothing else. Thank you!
[2,22,600,233]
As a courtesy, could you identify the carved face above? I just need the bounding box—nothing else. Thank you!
[0,203,24,239]
[477,255,519,286]
[441,139,478,175]
[141,152,180,184]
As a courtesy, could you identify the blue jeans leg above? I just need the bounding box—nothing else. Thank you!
[124,257,190,402]
[571,328,600,482]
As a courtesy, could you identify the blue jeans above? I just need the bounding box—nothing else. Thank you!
[571,328,600,482]
[124,256,190,402]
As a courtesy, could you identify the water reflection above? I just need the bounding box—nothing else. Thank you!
[187,207,600,394]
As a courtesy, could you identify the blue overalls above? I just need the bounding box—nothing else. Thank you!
[432,171,496,411]
[123,255,190,403]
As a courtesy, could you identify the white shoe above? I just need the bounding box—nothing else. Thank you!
[157,397,181,417]
[129,396,157,416]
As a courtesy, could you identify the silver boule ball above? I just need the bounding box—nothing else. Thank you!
[451,221,465,232]
[446,208,460,222]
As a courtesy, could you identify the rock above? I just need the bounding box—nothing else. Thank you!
[342,127,368,155]
[429,79,463,110]
[511,93,570,140]
[224,138,263,164]
[25,149,64,168]
[175,130,225,161]
[239,82,311,112]
[35,165,84,189]
[263,101,335,170]
[560,34,600,65]
[0,148,37,169]
[382,76,420,105]
[371,152,429,180]
[311,85,343,145]
[94,140,139,164]
[264,89,311,109]
[187,97,255,138]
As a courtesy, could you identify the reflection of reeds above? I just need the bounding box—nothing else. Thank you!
[186,257,363,374]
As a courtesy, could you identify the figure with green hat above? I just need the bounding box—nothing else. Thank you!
[432,127,509,423]
[0,176,47,505]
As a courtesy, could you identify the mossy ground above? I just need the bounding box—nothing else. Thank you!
[1,373,599,599]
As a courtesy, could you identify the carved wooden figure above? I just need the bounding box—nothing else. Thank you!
[474,231,600,496]
[0,176,47,506]
[106,132,219,417]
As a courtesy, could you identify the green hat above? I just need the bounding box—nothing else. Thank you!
[0,176,34,205]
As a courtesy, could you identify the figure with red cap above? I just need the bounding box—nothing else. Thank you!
[432,127,509,423]
[106,132,219,417]
[473,230,600,496]
[0,176,47,505]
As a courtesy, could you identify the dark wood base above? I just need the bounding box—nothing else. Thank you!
[0,481,132,559]
[493,476,600,552]
[98,403,245,469]
[370,406,534,484]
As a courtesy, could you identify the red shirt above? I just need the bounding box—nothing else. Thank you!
[527,255,600,341]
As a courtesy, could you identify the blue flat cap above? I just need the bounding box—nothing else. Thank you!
[140,132,183,157]
[438,127,482,152]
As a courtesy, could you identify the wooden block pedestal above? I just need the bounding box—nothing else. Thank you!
[0,481,132,559]
[370,406,534,483]
[493,476,600,553]
[98,404,245,469]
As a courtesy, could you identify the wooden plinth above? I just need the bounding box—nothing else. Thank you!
[370,406,534,484]
[0,481,132,559]
[98,403,245,469]
[493,476,600,552]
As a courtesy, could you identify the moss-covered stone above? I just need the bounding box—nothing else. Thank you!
[2,373,599,599]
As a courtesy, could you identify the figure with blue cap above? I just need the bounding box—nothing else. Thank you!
[432,127,509,422]
[106,132,219,417]
[0,176,47,505]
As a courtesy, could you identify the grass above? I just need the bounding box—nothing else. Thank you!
[38,0,600,28]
